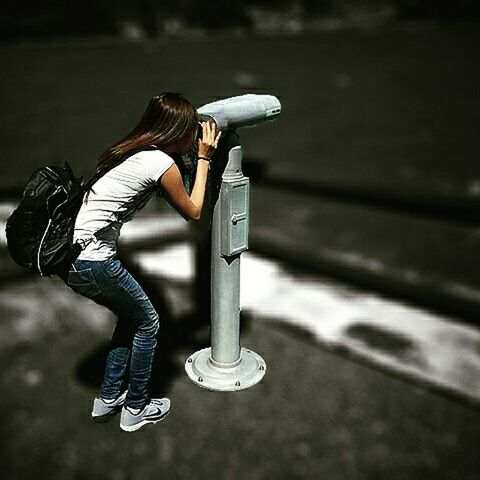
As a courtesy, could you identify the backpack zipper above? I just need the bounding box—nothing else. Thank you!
[37,185,67,276]
[37,218,53,276]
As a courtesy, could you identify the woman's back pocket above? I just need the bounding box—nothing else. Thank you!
[67,267,101,298]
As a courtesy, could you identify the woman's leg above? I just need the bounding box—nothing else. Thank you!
[126,298,159,409]
[65,258,160,410]
[101,318,135,400]
[100,259,159,410]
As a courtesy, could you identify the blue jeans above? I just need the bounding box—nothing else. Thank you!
[64,255,159,409]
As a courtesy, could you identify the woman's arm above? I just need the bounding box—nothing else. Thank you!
[159,122,220,221]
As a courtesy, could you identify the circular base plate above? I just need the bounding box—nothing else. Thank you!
[185,347,266,391]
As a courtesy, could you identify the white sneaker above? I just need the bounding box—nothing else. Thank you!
[91,391,127,423]
[120,398,171,432]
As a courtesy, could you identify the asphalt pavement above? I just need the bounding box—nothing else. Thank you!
[0,207,479,479]
[1,26,479,321]
[0,26,479,479]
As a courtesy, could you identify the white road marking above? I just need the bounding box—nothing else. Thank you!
[0,203,16,246]
[120,214,187,243]
[134,243,480,403]
[0,279,112,348]
[1,203,479,402]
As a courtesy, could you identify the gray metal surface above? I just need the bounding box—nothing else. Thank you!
[185,144,266,391]
[197,94,281,131]
[220,148,249,256]
[185,347,266,391]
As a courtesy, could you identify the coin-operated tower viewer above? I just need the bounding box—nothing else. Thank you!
[185,94,281,391]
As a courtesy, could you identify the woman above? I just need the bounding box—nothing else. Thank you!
[64,93,220,432]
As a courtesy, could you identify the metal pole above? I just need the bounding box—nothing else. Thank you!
[185,142,266,391]
[210,146,242,367]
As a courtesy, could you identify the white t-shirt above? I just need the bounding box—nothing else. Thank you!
[73,150,174,261]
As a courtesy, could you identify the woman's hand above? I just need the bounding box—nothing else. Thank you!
[159,121,221,221]
[197,121,221,159]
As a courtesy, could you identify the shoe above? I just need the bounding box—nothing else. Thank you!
[120,398,171,432]
[91,391,128,423]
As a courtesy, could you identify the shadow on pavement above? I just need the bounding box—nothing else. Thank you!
[73,247,201,395]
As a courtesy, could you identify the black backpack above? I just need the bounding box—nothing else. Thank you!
[5,147,162,281]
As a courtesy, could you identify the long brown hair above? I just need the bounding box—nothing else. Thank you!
[84,92,198,203]
[85,92,198,199]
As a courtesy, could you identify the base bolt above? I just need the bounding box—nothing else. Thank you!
[198,376,203,382]
[187,358,193,363]
[235,381,241,386]
[259,365,265,371]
